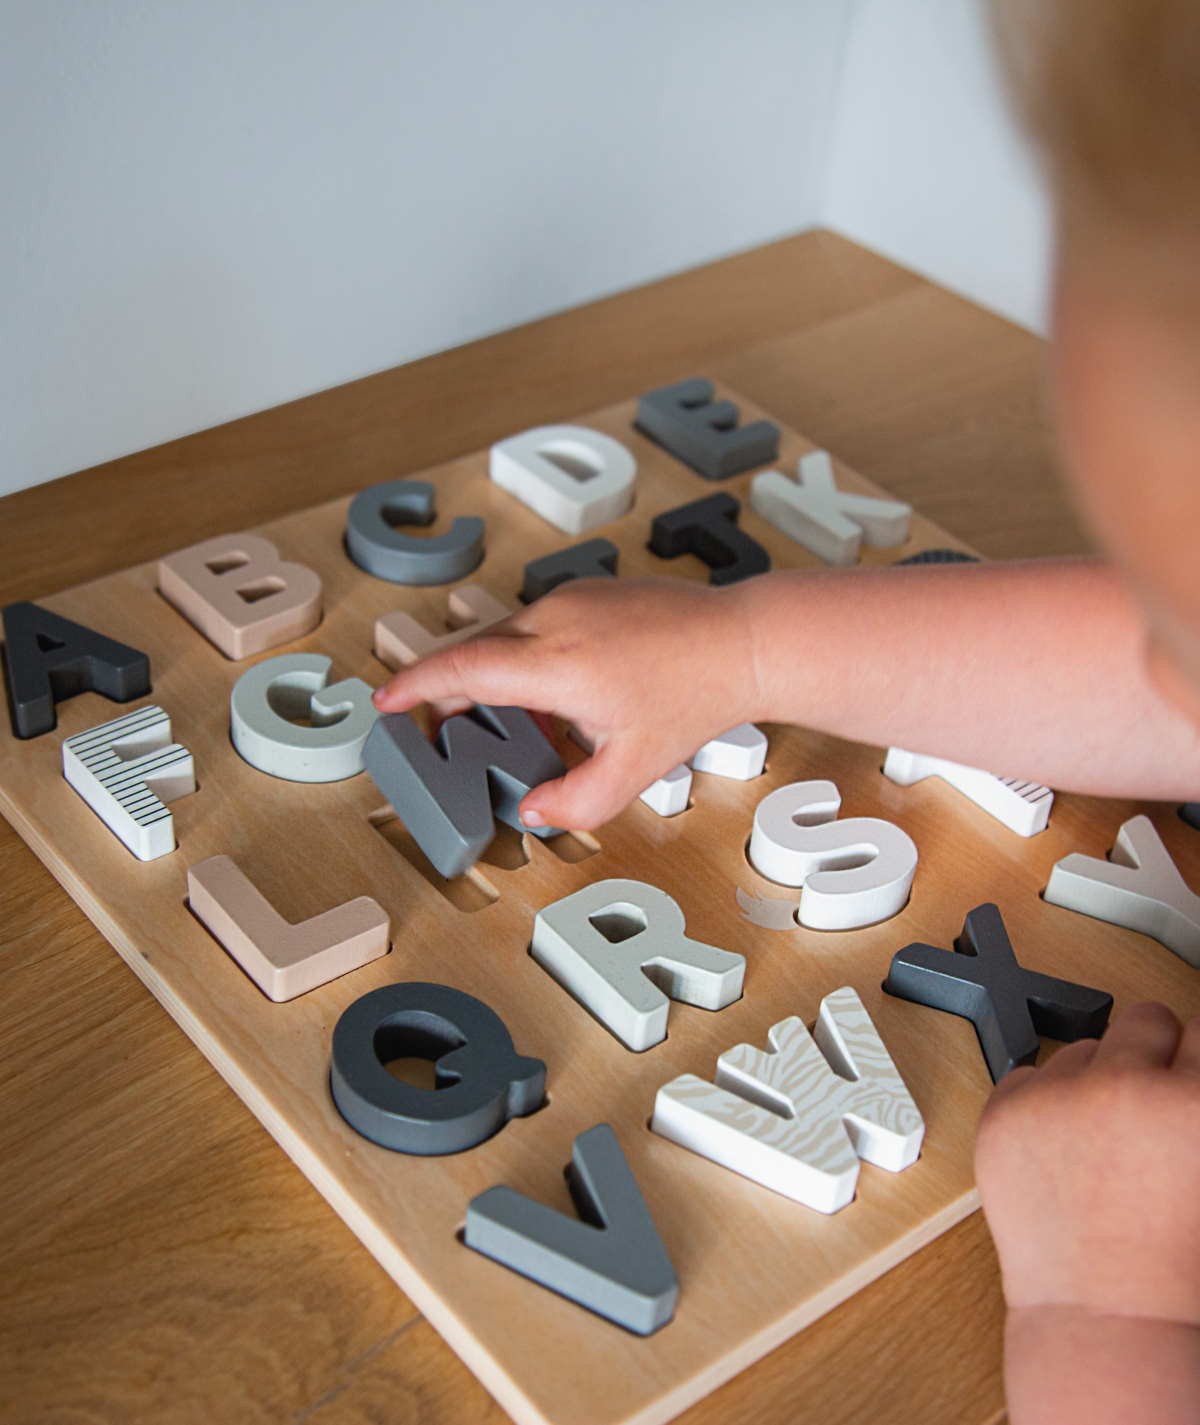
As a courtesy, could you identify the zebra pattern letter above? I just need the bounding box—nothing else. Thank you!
[652,986,924,1213]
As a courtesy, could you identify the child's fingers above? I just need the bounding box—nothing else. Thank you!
[373,634,545,714]
[519,743,646,832]
[1038,1037,1099,1080]
[1091,1000,1182,1071]
[986,1062,1036,1102]
[529,710,558,742]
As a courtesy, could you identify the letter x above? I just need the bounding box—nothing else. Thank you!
[884,903,1113,1082]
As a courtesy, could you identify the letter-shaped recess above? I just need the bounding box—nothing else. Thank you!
[634,377,780,480]
[363,705,565,878]
[648,492,770,587]
[62,705,196,861]
[520,538,618,604]
[531,878,744,1052]
[345,479,484,585]
[1044,815,1200,969]
[750,451,912,567]
[652,986,924,1214]
[374,585,512,671]
[883,747,1053,838]
[490,425,637,535]
[329,981,546,1154]
[2,601,151,739]
[157,533,322,660]
[885,903,1113,1082]
[748,780,918,930]
[188,855,389,1001]
[230,653,378,782]
[465,1123,678,1335]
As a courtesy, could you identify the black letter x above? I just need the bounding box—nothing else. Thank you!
[885,903,1113,1082]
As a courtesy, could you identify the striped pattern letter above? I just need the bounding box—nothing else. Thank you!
[883,747,1053,837]
[62,705,195,861]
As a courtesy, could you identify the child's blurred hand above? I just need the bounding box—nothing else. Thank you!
[975,1002,1200,1422]
[975,1001,1200,1324]
[372,577,761,831]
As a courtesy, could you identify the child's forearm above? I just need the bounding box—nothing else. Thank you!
[739,557,1200,799]
[1005,1306,1200,1425]
[375,556,1200,828]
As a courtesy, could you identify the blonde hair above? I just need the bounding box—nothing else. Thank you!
[992,0,1200,234]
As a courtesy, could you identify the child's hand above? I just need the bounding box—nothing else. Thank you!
[975,1001,1200,1425]
[372,577,762,831]
[976,1000,1200,1323]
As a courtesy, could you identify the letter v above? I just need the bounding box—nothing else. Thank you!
[464,1124,678,1335]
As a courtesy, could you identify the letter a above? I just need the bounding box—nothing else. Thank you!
[2,601,151,738]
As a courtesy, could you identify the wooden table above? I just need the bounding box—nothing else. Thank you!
[0,231,1083,1425]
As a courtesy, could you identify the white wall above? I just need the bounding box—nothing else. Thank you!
[0,0,854,496]
[823,0,1052,333]
[2,2,1054,499]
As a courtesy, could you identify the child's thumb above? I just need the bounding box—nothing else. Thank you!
[519,743,648,833]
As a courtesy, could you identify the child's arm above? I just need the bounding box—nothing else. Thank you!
[373,557,1200,829]
[975,1002,1200,1425]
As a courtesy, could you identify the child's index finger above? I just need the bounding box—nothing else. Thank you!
[371,633,547,715]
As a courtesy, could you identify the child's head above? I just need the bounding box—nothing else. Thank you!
[993,0,1200,719]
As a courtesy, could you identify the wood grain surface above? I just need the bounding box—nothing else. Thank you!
[0,231,1136,1425]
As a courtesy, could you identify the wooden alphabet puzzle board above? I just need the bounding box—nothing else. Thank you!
[2,383,1198,1425]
